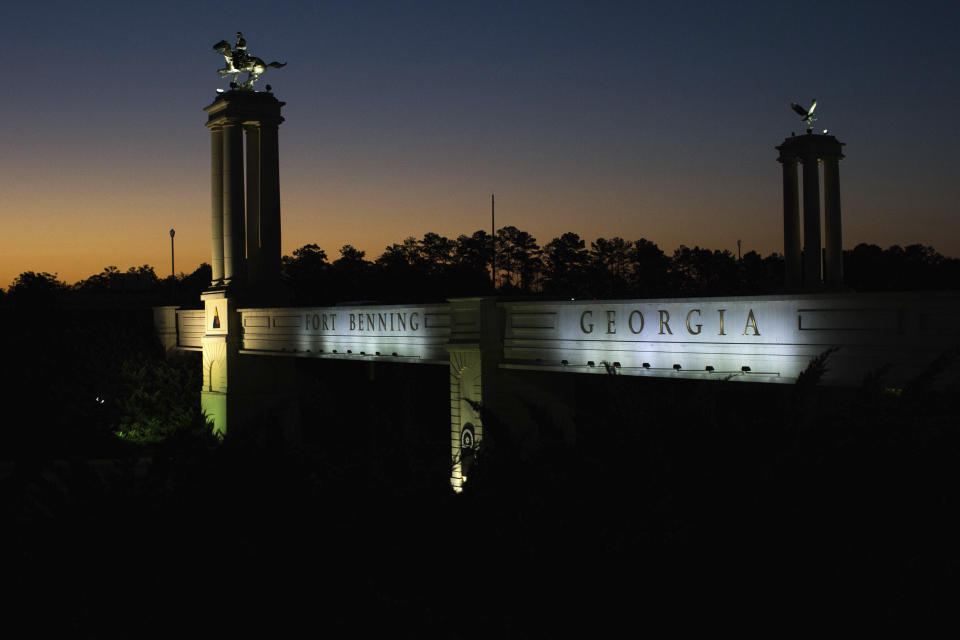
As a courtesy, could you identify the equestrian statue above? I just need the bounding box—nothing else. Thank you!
[213,32,286,91]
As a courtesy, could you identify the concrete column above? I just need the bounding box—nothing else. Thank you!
[200,291,299,440]
[152,305,180,352]
[222,122,246,286]
[823,155,843,290]
[245,125,262,287]
[781,157,801,289]
[209,126,224,285]
[801,156,822,288]
[259,123,282,285]
[446,298,503,492]
[449,347,483,493]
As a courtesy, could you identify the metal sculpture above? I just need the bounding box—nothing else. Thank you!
[791,98,818,131]
[213,32,286,91]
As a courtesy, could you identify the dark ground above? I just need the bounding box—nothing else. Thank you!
[2,309,960,635]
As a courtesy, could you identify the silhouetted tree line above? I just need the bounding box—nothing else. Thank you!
[1,238,955,310]
[280,233,959,305]
[0,263,212,309]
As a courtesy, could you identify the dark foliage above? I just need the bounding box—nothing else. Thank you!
[4,238,954,310]
[0,305,206,458]
[1,237,958,633]
[1,263,211,310]
[3,347,959,633]
[277,234,957,305]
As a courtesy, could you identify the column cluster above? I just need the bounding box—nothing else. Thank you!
[205,91,285,293]
[776,134,845,290]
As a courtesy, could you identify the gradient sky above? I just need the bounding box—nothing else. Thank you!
[2,0,958,287]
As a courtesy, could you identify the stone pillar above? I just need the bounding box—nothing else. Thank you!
[200,290,235,437]
[209,126,224,285]
[777,133,844,292]
[448,347,483,493]
[200,291,299,441]
[245,126,262,287]
[781,157,801,289]
[801,155,822,288]
[221,122,246,286]
[259,122,282,287]
[201,90,290,439]
[446,298,502,493]
[823,155,843,290]
[152,305,180,352]
[205,90,285,295]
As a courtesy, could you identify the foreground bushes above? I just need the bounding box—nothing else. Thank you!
[2,348,958,632]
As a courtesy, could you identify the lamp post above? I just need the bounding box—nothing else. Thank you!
[170,228,176,301]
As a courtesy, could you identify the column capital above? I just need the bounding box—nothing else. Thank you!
[777,132,845,163]
[204,90,285,129]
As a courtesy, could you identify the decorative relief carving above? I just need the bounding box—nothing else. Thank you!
[202,340,227,392]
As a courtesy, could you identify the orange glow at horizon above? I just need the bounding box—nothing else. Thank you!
[2,143,956,289]
[2,3,958,291]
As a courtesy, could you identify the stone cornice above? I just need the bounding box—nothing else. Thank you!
[204,90,285,129]
[776,133,845,162]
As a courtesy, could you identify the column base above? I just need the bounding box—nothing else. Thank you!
[201,388,301,446]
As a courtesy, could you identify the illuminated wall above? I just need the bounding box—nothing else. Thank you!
[498,292,958,385]
[168,290,960,488]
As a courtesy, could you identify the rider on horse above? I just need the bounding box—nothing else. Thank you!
[233,32,249,70]
[213,32,285,90]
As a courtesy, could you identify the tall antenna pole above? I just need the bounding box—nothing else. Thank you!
[169,228,176,301]
[491,193,496,289]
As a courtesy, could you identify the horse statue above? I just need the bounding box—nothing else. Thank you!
[213,35,286,91]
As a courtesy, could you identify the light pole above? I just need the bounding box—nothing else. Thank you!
[170,228,176,301]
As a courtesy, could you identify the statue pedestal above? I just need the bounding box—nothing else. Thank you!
[205,90,286,296]
[776,133,845,291]
[200,90,295,441]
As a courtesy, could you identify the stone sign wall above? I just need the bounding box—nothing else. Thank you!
[237,304,452,363]
[500,292,960,384]
[161,291,960,491]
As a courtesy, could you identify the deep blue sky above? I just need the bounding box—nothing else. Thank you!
[2,0,958,284]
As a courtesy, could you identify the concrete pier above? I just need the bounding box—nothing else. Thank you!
[204,90,286,295]
[209,126,224,285]
[245,125,262,286]
[202,90,292,438]
[221,122,245,286]
[780,156,801,289]
[801,153,822,288]
[823,155,843,289]
[777,133,845,291]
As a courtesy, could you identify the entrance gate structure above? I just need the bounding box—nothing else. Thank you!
[154,88,960,492]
